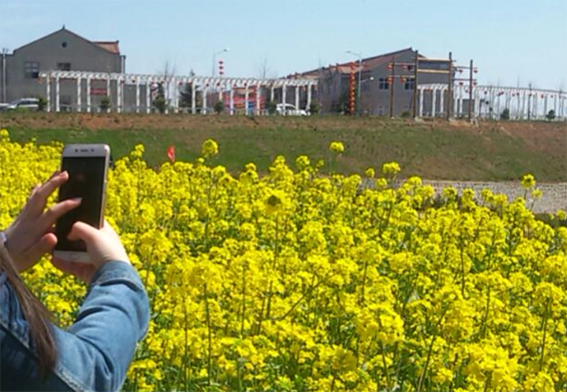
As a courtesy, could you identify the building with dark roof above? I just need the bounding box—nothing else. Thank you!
[0,27,125,105]
[291,48,452,116]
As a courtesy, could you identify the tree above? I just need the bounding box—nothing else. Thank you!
[153,83,167,114]
[309,101,320,115]
[214,100,225,114]
[100,96,110,112]
[179,83,193,108]
[265,100,277,115]
[179,70,196,110]
[546,109,556,121]
[36,96,47,111]
[258,57,276,80]
[331,90,350,115]
[500,108,510,120]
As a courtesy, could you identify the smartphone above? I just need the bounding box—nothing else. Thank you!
[54,144,110,263]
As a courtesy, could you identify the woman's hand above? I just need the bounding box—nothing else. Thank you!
[51,221,130,284]
[4,171,81,273]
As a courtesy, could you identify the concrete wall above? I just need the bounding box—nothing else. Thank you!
[3,29,121,103]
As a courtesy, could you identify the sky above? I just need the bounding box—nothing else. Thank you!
[0,0,566,90]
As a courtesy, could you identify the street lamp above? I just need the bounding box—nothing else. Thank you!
[212,48,229,77]
[346,50,363,114]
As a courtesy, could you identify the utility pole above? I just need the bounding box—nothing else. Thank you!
[412,50,419,118]
[468,59,473,122]
[346,51,363,114]
[389,56,396,118]
[447,52,453,120]
[1,48,7,103]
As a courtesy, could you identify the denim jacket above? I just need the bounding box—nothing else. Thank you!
[1,261,150,392]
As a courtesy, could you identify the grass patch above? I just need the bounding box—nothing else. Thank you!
[1,113,565,181]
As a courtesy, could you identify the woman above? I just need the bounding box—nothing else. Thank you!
[1,171,150,391]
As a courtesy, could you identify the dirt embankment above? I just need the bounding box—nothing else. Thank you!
[1,113,565,182]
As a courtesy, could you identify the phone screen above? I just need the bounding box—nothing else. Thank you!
[55,157,106,252]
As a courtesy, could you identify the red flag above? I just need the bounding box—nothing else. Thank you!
[167,144,175,163]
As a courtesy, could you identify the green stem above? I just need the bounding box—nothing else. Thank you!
[204,284,212,387]
[539,299,551,372]
[416,306,449,392]
[481,286,491,339]
[265,216,280,322]
[240,263,246,337]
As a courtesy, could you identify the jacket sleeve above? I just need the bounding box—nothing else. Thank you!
[53,261,150,392]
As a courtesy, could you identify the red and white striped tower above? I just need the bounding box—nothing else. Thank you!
[218,59,224,100]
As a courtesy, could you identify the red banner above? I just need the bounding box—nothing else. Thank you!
[90,88,108,96]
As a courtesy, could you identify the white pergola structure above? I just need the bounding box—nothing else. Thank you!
[39,71,317,115]
[418,83,566,120]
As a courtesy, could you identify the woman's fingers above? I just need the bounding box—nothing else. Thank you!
[15,233,57,273]
[40,197,82,227]
[26,171,68,217]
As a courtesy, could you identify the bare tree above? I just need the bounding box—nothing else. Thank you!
[158,61,176,79]
[258,57,277,79]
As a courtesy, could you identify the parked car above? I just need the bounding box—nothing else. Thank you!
[3,98,40,111]
[276,103,308,116]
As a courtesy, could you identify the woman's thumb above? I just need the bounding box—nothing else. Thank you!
[67,221,98,243]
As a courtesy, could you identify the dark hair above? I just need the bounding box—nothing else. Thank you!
[0,245,57,377]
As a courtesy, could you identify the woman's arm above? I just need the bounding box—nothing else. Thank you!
[52,261,149,392]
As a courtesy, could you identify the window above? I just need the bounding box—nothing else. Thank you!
[57,62,71,71]
[404,78,415,90]
[378,77,389,90]
[24,61,39,79]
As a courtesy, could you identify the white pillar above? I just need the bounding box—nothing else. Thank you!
[146,80,152,114]
[163,78,171,114]
[455,86,463,118]
[107,77,111,112]
[86,77,91,113]
[295,85,299,110]
[474,89,481,118]
[176,79,182,114]
[55,76,60,112]
[191,82,197,114]
[282,84,287,106]
[244,84,249,115]
[133,79,139,113]
[431,88,437,117]
[76,77,81,112]
[306,83,312,112]
[439,87,445,117]
[229,85,234,115]
[416,89,422,117]
[256,84,261,115]
[522,91,526,120]
[118,78,123,114]
[202,84,207,114]
[270,86,275,102]
[46,75,51,112]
